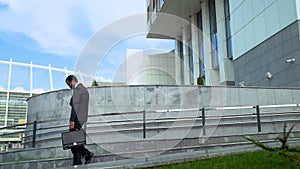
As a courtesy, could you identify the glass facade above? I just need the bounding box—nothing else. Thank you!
[159,0,164,8]
[230,0,298,59]
[0,91,29,128]
[197,10,205,77]
[7,92,29,127]
[0,92,7,126]
[188,27,194,85]
[179,40,184,84]
[209,0,219,68]
[147,0,165,29]
[0,91,28,149]
[224,0,233,59]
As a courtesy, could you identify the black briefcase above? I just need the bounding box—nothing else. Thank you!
[61,130,86,150]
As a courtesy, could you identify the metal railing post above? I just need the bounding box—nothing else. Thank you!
[32,121,37,148]
[255,105,262,132]
[142,110,146,139]
[201,108,206,135]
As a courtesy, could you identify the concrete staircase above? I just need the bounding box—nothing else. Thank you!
[1,108,300,169]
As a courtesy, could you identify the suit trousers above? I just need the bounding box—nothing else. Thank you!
[71,145,91,165]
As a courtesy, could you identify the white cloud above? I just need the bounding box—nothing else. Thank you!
[0,0,147,56]
[11,86,26,92]
[32,88,46,94]
[0,0,177,85]
[84,1,147,31]
[95,75,112,83]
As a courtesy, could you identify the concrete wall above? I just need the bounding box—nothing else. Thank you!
[22,85,300,160]
[27,85,300,122]
[24,86,193,127]
[27,85,300,130]
[234,21,300,87]
[27,85,201,123]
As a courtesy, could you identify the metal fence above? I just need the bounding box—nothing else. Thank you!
[0,103,300,151]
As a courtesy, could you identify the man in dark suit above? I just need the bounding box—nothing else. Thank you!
[65,75,94,165]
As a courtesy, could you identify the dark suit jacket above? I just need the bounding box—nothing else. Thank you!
[70,83,89,127]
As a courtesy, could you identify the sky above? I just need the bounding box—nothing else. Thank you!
[0,0,174,91]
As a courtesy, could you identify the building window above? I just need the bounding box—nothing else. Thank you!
[147,0,151,7]
[179,40,184,84]
[153,0,157,19]
[188,25,194,85]
[209,0,219,68]
[147,4,150,23]
[224,0,233,59]
[159,0,164,8]
[197,10,205,77]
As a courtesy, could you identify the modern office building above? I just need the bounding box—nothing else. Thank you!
[147,0,300,87]
[0,91,29,128]
[0,90,29,149]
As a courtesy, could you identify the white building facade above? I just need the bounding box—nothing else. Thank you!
[147,0,300,87]
[126,49,176,85]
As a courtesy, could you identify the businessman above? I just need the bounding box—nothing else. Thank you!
[65,75,94,165]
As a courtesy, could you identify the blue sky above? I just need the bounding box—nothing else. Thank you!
[0,0,174,91]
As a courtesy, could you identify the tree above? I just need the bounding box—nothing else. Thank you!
[91,79,98,87]
[197,76,205,85]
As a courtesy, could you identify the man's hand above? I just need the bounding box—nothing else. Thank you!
[69,121,75,131]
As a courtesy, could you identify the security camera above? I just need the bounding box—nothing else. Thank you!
[266,72,273,79]
[286,58,295,63]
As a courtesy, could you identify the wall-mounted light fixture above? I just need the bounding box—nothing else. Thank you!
[238,81,245,87]
[266,71,273,79]
[286,58,295,63]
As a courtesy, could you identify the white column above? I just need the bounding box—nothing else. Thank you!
[201,0,220,85]
[48,64,54,91]
[5,59,12,126]
[191,15,201,85]
[182,26,190,85]
[215,0,235,85]
[64,67,69,77]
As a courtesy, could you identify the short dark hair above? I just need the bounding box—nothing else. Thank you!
[65,75,78,83]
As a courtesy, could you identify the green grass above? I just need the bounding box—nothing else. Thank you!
[146,150,300,169]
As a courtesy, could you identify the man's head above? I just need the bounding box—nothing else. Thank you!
[65,75,78,89]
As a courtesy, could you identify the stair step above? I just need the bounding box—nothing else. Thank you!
[2,138,300,169]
